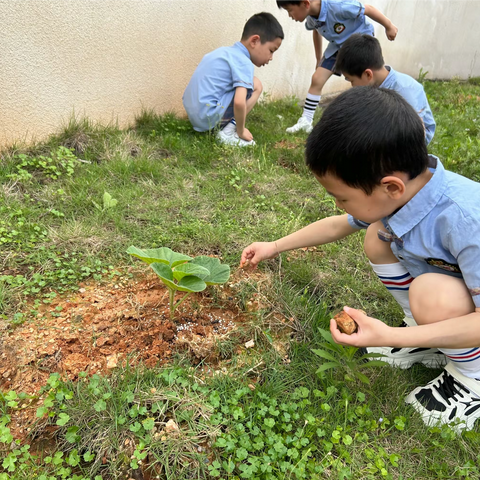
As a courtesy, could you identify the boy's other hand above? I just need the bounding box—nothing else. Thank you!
[237,127,254,142]
[240,242,278,269]
[330,307,391,347]
[385,23,398,41]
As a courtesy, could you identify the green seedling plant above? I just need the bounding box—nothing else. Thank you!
[312,328,387,384]
[127,246,230,319]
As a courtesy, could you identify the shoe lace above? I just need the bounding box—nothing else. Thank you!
[434,372,468,405]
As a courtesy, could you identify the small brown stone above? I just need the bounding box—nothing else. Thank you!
[334,311,358,335]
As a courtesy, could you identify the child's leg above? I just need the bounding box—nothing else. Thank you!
[246,77,263,115]
[409,274,478,375]
[363,222,446,368]
[286,63,334,133]
[406,273,480,432]
[364,222,413,318]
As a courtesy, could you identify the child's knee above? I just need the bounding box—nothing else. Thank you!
[364,222,397,264]
[253,76,263,93]
[410,273,475,324]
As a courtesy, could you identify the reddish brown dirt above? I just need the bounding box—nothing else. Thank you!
[0,271,256,398]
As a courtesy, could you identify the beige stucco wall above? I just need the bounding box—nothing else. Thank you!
[1,0,479,147]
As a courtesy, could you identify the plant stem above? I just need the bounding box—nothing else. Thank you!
[172,292,192,319]
[169,288,175,320]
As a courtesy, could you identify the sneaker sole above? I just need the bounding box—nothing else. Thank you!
[361,347,447,369]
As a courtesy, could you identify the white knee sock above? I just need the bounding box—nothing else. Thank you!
[302,93,321,122]
[369,261,413,319]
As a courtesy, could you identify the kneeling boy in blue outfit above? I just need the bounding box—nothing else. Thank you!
[241,87,480,432]
[335,34,436,144]
[276,0,397,134]
[182,12,283,147]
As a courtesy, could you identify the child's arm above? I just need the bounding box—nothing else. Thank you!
[364,5,398,40]
[313,30,322,68]
[331,307,480,350]
[233,86,253,142]
[240,213,357,268]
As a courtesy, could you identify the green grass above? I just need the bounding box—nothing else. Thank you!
[1,79,480,479]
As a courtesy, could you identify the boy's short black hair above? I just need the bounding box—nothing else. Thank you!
[241,12,284,43]
[305,87,429,194]
[335,34,384,77]
[276,0,304,7]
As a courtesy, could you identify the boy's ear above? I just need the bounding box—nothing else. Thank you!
[380,175,406,198]
[361,69,374,82]
[248,34,261,47]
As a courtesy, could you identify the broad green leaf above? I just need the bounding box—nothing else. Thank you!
[311,349,337,362]
[360,352,387,359]
[315,362,340,373]
[150,263,177,291]
[102,191,117,209]
[191,256,230,284]
[173,263,210,281]
[176,275,207,293]
[127,246,191,267]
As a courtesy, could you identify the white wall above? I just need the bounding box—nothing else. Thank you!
[0,0,479,147]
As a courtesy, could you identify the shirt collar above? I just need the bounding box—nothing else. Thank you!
[319,0,328,22]
[233,41,251,60]
[379,65,394,88]
[311,0,327,23]
[387,156,447,238]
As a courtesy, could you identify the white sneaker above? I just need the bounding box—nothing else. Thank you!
[286,116,313,134]
[362,319,447,369]
[216,129,256,147]
[405,362,480,432]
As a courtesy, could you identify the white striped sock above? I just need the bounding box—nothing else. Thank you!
[302,93,321,122]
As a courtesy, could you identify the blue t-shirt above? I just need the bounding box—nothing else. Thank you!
[380,66,436,145]
[348,156,480,308]
[182,42,254,132]
[305,0,374,58]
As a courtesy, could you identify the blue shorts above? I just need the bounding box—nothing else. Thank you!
[318,51,340,76]
[220,89,253,128]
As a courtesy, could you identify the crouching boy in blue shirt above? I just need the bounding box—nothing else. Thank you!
[241,87,480,432]
[335,34,436,144]
[276,0,397,134]
[182,12,283,147]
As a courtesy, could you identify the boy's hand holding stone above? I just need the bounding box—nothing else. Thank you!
[330,307,392,347]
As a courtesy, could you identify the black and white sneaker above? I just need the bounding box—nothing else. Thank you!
[405,362,480,432]
[362,319,447,369]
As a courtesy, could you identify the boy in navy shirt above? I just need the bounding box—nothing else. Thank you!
[335,34,435,144]
[241,87,480,432]
[276,0,397,133]
[183,12,283,147]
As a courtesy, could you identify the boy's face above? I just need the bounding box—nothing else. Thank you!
[249,37,283,67]
[315,173,399,224]
[282,2,310,22]
[343,70,375,87]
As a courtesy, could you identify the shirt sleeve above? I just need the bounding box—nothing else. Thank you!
[448,212,480,308]
[230,60,254,90]
[347,214,370,230]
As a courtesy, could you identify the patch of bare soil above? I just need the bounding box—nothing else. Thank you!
[0,271,258,398]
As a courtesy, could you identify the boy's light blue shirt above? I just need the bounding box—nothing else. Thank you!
[305,0,373,59]
[348,156,480,307]
[380,66,436,144]
[182,42,254,132]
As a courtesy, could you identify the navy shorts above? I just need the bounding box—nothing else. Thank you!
[318,51,340,77]
[220,89,253,128]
